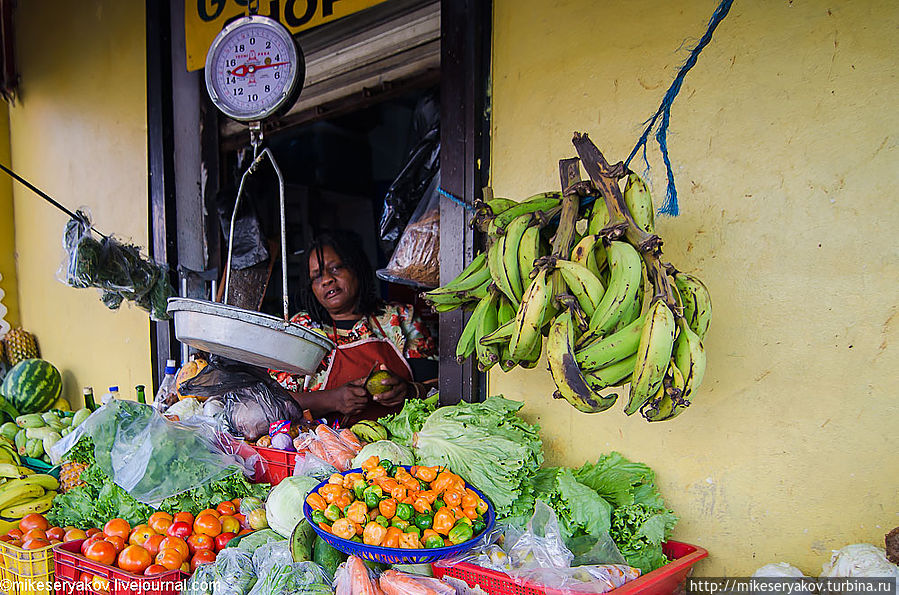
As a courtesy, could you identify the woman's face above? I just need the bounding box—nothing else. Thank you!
[309,245,360,319]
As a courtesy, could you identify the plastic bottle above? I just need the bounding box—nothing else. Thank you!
[153,360,178,411]
[100,386,119,406]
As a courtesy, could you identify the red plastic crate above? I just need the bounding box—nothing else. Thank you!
[251,444,297,485]
[432,540,708,595]
[53,540,188,595]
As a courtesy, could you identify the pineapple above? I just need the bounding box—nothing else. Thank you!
[2,328,40,366]
[60,461,88,492]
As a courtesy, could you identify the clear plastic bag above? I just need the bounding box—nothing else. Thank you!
[248,542,333,595]
[293,451,339,480]
[59,210,174,320]
[180,356,305,442]
[377,171,441,289]
[213,548,258,595]
[293,425,363,472]
[50,399,256,505]
[333,556,382,595]
[185,562,216,595]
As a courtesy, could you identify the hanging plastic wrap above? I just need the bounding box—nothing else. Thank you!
[60,210,174,320]
[179,355,305,442]
[376,172,441,289]
[49,399,258,506]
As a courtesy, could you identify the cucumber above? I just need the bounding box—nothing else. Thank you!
[312,535,347,577]
[289,519,315,563]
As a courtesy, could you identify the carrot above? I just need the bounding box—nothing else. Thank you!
[339,428,364,450]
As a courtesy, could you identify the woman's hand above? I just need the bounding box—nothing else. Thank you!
[329,378,370,415]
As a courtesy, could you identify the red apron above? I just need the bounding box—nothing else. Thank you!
[320,317,413,428]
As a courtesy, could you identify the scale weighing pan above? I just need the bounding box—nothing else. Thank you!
[167,297,334,374]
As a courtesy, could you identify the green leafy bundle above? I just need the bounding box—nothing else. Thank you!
[533,452,677,574]
[409,396,543,520]
[379,397,436,446]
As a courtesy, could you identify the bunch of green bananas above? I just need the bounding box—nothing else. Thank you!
[423,168,712,423]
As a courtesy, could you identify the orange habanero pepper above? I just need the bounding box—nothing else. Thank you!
[442,488,462,508]
[462,489,479,509]
[462,506,478,520]
[433,508,455,536]
[342,472,364,489]
[430,471,455,494]
[383,526,402,548]
[306,492,327,511]
[366,466,387,481]
[399,532,422,549]
[379,498,397,520]
[413,496,432,514]
[362,521,388,546]
[361,456,380,471]
[415,466,438,482]
[389,484,407,501]
[346,500,369,525]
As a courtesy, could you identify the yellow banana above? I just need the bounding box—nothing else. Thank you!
[583,354,638,393]
[575,313,647,372]
[1,491,56,518]
[624,300,676,415]
[623,172,655,234]
[517,225,542,290]
[673,317,707,397]
[587,199,610,235]
[0,463,26,479]
[509,268,550,361]
[553,259,605,318]
[673,272,712,339]
[455,295,488,363]
[547,312,618,413]
[0,483,45,511]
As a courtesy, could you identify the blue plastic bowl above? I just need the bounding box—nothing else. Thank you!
[303,466,496,564]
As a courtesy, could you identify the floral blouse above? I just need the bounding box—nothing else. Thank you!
[270,303,436,392]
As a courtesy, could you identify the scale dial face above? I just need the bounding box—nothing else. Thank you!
[204,15,304,122]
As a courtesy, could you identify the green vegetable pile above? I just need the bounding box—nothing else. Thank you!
[396,396,543,521]
[379,397,436,446]
[48,436,268,529]
[534,452,677,574]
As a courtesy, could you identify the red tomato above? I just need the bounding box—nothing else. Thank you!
[85,528,101,537]
[191,549,217,571]
[187,533,214,554]
[130,525,156,547]
[81,534,104,555]
[64,529,88,542]
[144,534,165,557]
[158,536,189,561]
[105,535,126,553]
[155,548,183,571]
[214,532,236,552]
[46,527,65,541]
[19,514,49,533]
[216,501,236,516]
[117,545,152,574]
[85,539,117,566]
[23,539,51,549]
[193,514,222,537]
[103,519,131,540]
[166,522,192,539]
[219,515,240,535]
[173,512,194,526]
[144,564,168,576]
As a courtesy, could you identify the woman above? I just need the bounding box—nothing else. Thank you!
[271,230,437,427]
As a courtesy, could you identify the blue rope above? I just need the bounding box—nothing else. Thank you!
[625,0,735,217]
[437,186,477,211]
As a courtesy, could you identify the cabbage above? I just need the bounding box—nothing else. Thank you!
[265,475,321,537]
[821,544,899,583]
[351,440,415,469]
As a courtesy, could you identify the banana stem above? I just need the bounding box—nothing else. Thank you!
[571,132,678,313]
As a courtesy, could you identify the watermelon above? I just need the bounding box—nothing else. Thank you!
[0,359,62,415]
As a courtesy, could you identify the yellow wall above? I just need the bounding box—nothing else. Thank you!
[9,1,151,404]
[490,0,899,577]
[0,102,17,330]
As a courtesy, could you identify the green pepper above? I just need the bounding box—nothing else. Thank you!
[395,502,414,521]
[324,504,342,522]
[353,479,367,500]
[363,485,383,509]
[390,518,410,530]
[375,515,389,528]
[448,521,474,545]
[417,479,429,491]
[380,460,395,476]
[404,525,422,538]
[414,514,433,530]
[472,518,486,534]
[351,535,363,543]
[311,510,328,525]
[433,499,445,511]
[424,534,445,549]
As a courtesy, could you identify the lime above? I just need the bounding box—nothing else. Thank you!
[365,370,393,395]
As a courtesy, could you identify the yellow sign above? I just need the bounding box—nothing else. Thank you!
[185,0,389,72]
